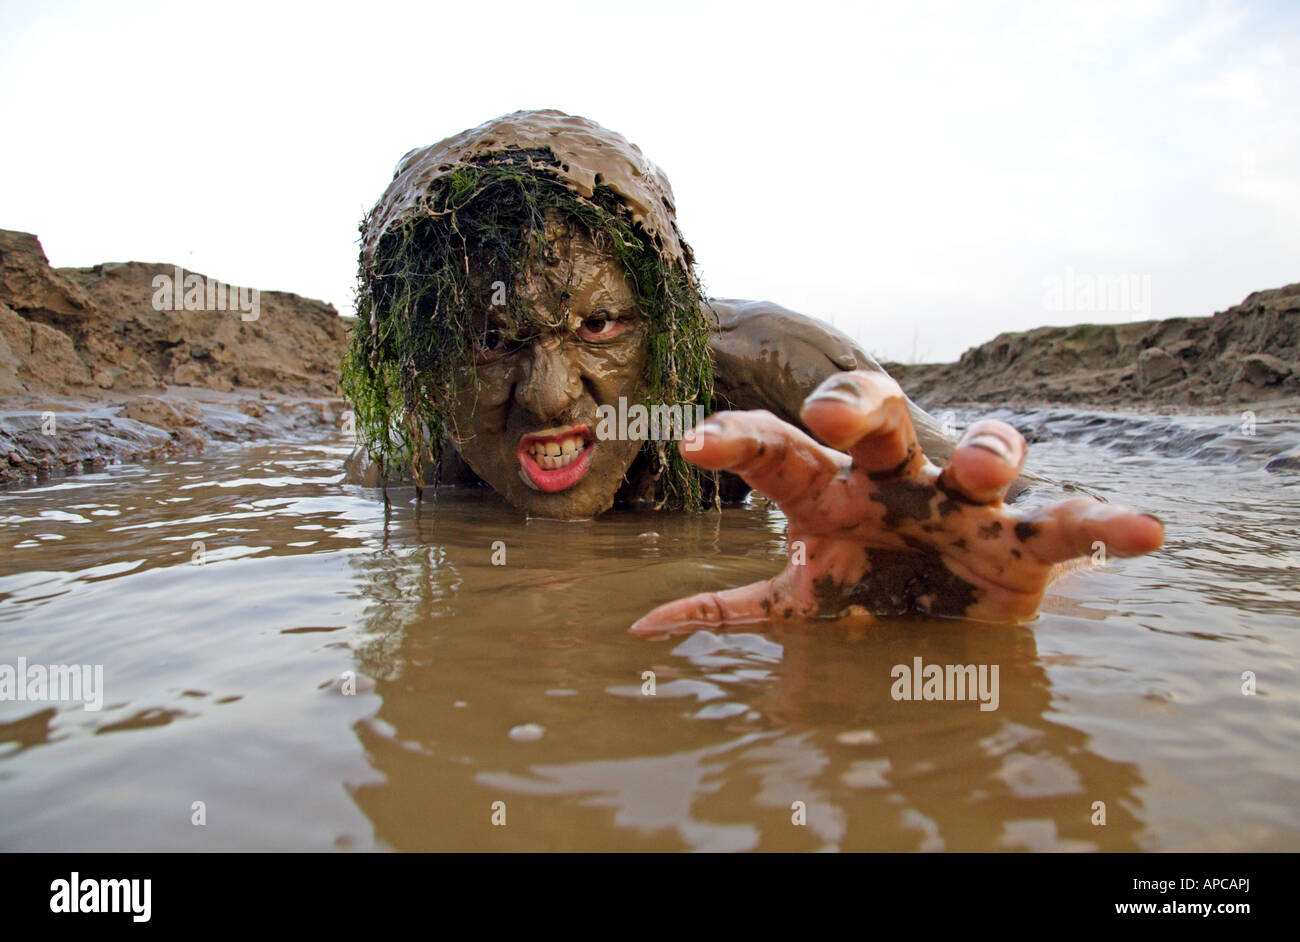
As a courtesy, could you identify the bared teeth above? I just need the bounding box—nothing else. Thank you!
[527,436,586,470]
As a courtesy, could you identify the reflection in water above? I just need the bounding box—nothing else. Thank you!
[0,411,1297,851]
[346,511,1146,850]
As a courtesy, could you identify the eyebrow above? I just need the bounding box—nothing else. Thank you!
[566,275,638,312]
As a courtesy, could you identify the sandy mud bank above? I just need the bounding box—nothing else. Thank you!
[0,229,350,485]
[887,282,1300,414]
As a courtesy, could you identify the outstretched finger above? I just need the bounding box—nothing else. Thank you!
[1014,497,1165,565]
[679,410,845,508]
[629,578,790,638]
[936,419,1027,506]
[799,371,926,478]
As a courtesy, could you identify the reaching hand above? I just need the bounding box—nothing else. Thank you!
[630,371,1164,637]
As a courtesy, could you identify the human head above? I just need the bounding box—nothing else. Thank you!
[344,110,715,516]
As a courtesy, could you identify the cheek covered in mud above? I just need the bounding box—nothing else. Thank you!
[449,327,652,519]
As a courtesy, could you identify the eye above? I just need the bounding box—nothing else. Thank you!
[478,326,518,362]
[577,313,625,341]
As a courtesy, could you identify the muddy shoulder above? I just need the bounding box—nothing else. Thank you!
[0,228,352,486]
[886,282,1300,415]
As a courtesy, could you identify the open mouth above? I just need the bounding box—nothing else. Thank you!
[517,425,596,493]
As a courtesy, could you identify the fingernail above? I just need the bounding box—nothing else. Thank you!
[682,426,711,452]
[809,377,862,403]
[1140,512,1164,526]
[806,389,862,409]
[967,434,1013,464]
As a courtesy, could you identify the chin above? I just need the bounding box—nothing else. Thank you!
[505,483,618,520]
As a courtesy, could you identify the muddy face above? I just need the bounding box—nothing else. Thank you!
[449,217,648,518]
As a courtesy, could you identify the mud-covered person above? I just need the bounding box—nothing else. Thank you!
[343,110,1163,635]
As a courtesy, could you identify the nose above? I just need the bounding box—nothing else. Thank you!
[515,336,583,421]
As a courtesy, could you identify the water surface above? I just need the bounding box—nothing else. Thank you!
[1,411,1297,851]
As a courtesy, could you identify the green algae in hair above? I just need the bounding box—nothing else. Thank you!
[341,150,716,508]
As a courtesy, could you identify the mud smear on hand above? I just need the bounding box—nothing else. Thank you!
[813,546,978,618]
[871,478,936,527]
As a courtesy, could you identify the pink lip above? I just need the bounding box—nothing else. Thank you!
[517,425,596,493]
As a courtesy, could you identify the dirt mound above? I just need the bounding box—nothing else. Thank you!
[0,229,348,399]
[888,282,1300,411]
[0,229,352,486]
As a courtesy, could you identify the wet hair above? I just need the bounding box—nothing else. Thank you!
[342,148,716,508]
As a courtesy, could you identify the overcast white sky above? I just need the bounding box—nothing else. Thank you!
[1,0,1296,362]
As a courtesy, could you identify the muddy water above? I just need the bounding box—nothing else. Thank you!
[1,412,1297,851]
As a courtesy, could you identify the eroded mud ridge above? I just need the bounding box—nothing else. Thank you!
[0,229,349,485]
[0,394,350,486]
[889,283,1300,411]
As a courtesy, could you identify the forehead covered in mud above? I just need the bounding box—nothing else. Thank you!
[361,109,693,274]
[477,210,638,333]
